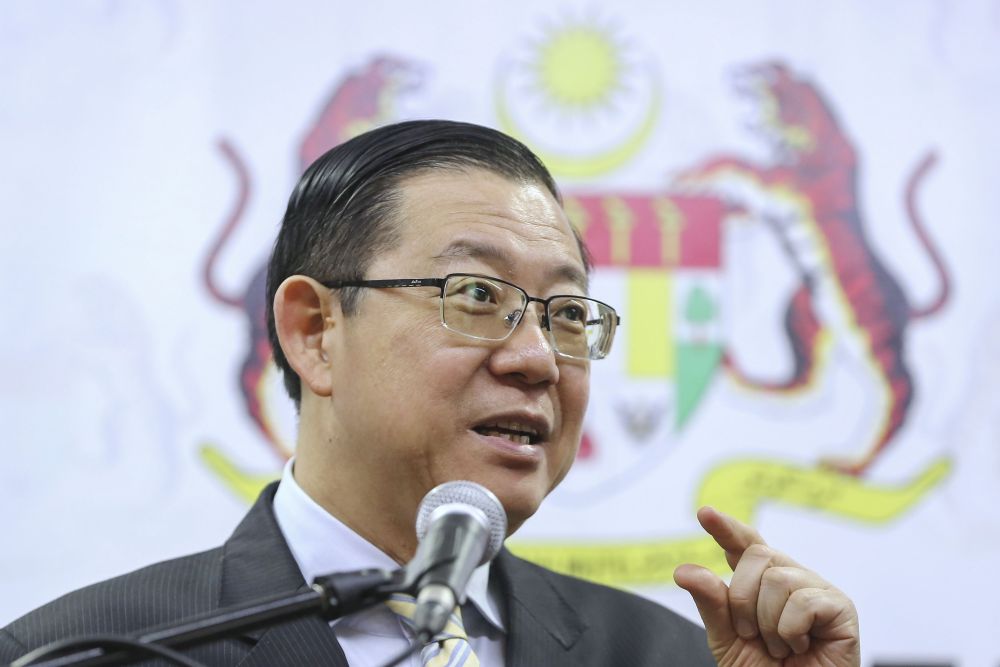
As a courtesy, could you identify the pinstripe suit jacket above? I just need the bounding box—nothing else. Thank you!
[0,484,713,666]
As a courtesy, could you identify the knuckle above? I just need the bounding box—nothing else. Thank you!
[727,589,755,608]
[743,543,772,560]
[788,586,824,606]
[757,613,779,633]
[761,565,796,589]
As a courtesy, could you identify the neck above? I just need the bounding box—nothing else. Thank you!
[293,407,420,564]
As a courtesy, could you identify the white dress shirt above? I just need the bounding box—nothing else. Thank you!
[272,460,506,666]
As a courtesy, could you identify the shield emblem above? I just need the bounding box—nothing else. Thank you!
[552,193,730,502]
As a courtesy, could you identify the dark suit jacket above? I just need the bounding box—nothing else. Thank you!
[1,484,714,666]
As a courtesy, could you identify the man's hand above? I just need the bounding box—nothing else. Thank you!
[674,507,860,666]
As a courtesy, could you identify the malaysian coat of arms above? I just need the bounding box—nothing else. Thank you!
[200,18,950,588]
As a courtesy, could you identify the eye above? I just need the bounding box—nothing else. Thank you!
[447,276,507,313]
[551,299,590,329]
[558,303,586,322]
[460,281,497,304]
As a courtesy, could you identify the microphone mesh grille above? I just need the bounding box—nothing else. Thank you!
[415,481,508,565]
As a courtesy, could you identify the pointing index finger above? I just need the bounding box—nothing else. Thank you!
[697,506,801,570]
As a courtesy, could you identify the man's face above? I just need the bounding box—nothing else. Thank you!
[324,168,590,533]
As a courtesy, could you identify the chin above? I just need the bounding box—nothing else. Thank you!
[490,481,550,537]
[433,465,555,536]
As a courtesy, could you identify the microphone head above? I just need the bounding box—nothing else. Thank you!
[415,481,507,565]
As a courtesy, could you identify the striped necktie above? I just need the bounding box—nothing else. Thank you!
[385,594,480,667]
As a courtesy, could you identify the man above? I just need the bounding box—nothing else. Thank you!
[1,120,859,665]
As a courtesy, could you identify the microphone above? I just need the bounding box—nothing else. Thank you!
[407,481,507,637]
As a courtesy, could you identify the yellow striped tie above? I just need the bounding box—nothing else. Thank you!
[385,594,480,667]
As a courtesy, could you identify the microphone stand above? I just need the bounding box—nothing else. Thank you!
[15,568,407,667]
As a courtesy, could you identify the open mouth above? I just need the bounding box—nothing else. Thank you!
[473,421,543,446]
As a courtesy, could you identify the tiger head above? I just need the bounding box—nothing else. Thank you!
[734,61,845,165]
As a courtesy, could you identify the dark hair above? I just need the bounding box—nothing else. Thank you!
[266,119,590,407]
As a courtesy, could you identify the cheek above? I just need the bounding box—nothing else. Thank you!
[384,324,487,416]
[559,365,590,425]
[550,367,589,478]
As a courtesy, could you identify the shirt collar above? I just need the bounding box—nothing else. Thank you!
[272,459,505,631]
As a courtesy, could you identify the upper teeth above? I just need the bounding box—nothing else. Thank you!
[479,420,540,445]
[496,421,538,435]
[483,431,531,445]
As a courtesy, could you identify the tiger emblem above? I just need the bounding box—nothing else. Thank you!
[675,61,950,475]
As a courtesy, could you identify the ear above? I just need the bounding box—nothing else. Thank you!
[273,275,338,398]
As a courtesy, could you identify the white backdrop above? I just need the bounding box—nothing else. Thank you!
[2,2,999,664]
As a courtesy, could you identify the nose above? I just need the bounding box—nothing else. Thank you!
[488,304,559,386]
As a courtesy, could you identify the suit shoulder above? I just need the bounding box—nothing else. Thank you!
[1,547,224,661]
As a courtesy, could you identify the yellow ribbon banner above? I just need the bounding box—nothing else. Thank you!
[510,457,950,586]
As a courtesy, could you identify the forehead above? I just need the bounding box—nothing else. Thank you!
[390,168,588,291]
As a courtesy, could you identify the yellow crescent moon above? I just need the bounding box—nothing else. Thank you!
[495,63,661,179]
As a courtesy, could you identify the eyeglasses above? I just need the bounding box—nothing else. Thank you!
[321,273,620,361]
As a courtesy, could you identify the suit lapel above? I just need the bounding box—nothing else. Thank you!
[495,549,588,666]
[236,611,348,667]
[217,483,349,667]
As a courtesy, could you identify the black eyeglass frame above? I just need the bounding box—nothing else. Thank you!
[320,272,621,360]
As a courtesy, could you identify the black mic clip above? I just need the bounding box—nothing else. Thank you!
[311,567,408,619]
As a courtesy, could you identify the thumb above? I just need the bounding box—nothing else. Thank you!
[673,563,737,648]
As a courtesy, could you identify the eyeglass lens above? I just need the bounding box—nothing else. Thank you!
[441,275,615,360]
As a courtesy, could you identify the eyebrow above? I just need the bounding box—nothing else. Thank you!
[432,239,590,292]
